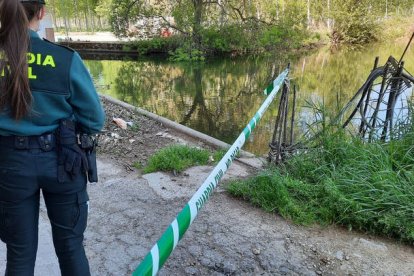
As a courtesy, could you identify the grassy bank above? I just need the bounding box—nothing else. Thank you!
[139,144,225,173]
[226,128,414,243]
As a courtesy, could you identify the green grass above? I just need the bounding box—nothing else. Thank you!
[141,144,221,174]
[380,15,414,42]
[227,129,414,243]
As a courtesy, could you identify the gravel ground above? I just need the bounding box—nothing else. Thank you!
[97,97,216,172]
[88,97,414,275]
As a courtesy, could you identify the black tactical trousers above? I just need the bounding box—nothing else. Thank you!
[0,138,90,276]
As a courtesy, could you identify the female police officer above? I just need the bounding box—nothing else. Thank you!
[0,0,105,275]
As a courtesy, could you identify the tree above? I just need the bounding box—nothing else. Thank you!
[330,0,379,45]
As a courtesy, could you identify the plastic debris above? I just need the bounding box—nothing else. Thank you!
[113,117,127,129]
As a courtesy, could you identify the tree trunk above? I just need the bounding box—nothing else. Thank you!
[98,16,103,30]
[74,0,80,30]
[63,16,69,37]
[87,0,95,32]
[276,0,279,21]
[84,11,89,31]
[219,0,226,26]
[180,67,212,128]
[192,0,203,50]
[327,0,331,31]
[385,0,388,18]
[50,3,57,29]
[307,0,311,29]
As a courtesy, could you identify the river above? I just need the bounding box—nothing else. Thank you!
[85,39,414,155]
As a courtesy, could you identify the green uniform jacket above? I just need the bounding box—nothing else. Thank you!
[0,30,105,135]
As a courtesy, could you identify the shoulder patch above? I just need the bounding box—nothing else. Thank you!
[42,38,75,53]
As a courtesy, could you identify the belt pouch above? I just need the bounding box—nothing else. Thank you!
[14,136,29,149]
[38,134,54,151]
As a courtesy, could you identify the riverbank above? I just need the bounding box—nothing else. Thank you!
[55,16,413,62]
[94,97,414,275]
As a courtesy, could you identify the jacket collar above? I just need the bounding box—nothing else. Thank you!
[29,29,41,39]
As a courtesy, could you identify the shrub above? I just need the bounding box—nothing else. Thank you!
[124,36,182,55]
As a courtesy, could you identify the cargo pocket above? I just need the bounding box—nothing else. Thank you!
[73,190,89,235]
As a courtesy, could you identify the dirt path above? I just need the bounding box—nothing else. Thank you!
[90,98,414,275]
[87,158,414,275]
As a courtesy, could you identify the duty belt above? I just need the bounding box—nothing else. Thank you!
[0,134,56,151]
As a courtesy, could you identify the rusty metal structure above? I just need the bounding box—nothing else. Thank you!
[341,60,414,141]
[341,33,414,142]
[268,33,414,163]
[268,79,299,164]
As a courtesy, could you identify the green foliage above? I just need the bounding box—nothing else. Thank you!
[48,0,109,32]
[260,25,307,50]
[278,0,308,30]
[143,144,210,173]
[380,15,414,42]
[133,161,143,169]
[212,149,227,163]
[49,0,414,46]
[200,24,253,53]
[168,40,206,61]
[105,0,311,54]
[227,126,414,243]
[259,26,287,47]
[200,27,232,53]
[170,0,195,33]
[128,122,140,132]
[198,22,309,55]
[331,0,380,45]
[124,36,181,55]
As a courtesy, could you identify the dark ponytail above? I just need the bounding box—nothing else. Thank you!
[0,0,31,120]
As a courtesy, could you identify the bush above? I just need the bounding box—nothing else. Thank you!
[201,27,232,53]
[124,36,182,55]
[168,42,206,61]
[259,25,307,49]
[331,0,379,45]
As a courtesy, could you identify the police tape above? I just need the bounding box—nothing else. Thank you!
[132,66,290,276]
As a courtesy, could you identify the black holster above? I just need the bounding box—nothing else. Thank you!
[56,119,98,183]
[79,134,98,183]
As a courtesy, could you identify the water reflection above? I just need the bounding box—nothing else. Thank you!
[84,40,413,155]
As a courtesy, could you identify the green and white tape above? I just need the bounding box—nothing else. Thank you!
[264,70,287,96]
[133,67,289,276]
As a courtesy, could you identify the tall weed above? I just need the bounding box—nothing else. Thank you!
[227,127,414,243]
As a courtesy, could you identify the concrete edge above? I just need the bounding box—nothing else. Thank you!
[100,94,256,159]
